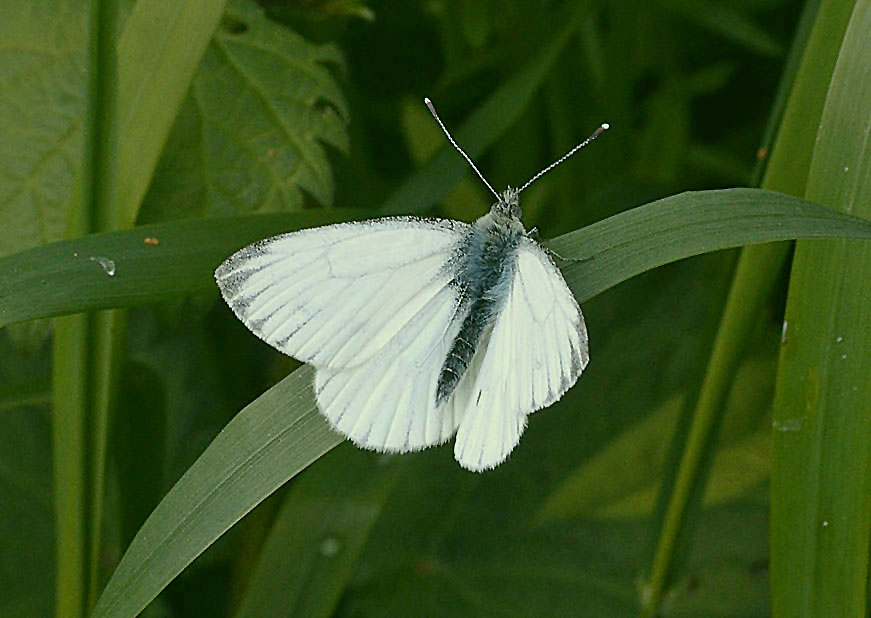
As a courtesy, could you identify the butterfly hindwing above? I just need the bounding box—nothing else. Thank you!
[314,281,468,452]
[215,218,470,369]
[453,238,588,471]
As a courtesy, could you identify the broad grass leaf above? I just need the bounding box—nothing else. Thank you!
[771,1,871,615]
[234,446,399,618]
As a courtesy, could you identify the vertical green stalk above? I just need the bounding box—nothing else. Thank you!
[53,314,91,618]
[53,1,120,616]
[771,1,871,615]
[639,245,788,617]
[640,0,856,614]
[51,3,227,613]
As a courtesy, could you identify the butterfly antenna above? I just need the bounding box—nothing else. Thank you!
[424,97,500,200]
[517,123,610,194]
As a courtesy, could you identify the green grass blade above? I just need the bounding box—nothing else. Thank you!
[0,211,351,328]
[3,190,871,331]
[77,187,871,618]
[771,1,871,615]
[750,0,821,186]
[640,0,850,611]
[234,447,399,618]
[116,0,226,228]
[52,3,226,614]
[89,366,341,618]
[52,313,91,618]
[550,189,871,303]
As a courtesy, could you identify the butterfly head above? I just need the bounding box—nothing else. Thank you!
[492,186,522,221]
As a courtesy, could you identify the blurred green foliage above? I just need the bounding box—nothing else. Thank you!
[3,0,870,616]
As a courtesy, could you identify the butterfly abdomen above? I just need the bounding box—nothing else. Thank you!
[436,208,523,404]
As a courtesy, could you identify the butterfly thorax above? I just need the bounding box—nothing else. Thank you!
[435,189,526,404]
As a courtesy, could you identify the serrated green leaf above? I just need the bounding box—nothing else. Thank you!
[0,0,86,257]
[139,0,348,223]
[0,0,230,253]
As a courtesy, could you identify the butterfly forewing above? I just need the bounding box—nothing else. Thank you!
[215,218,469,369]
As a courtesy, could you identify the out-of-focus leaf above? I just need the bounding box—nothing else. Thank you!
[666,501,770,617]
[655,0,783,56]
[112,361,167,549]
[348,464,769,617]
[234,446,398,618]
[458,2,491,49]
[138,0,348,223]
[0,1,86,257]
[539,355,774,522]
[539,394,685,522]
[0,385,54,618]
[261,0,374,22]
[378,0,589,216]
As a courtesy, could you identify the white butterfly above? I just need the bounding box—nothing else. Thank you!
[215,98,608,471]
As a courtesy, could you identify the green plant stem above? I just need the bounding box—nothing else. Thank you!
[53,315,91,618]
[640,243,789,616]
[52,1,120,616]
[639,0,855,613]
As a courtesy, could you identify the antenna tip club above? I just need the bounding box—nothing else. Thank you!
[601,122,610,130]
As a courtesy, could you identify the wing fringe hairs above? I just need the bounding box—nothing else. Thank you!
[216,217,587,471]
